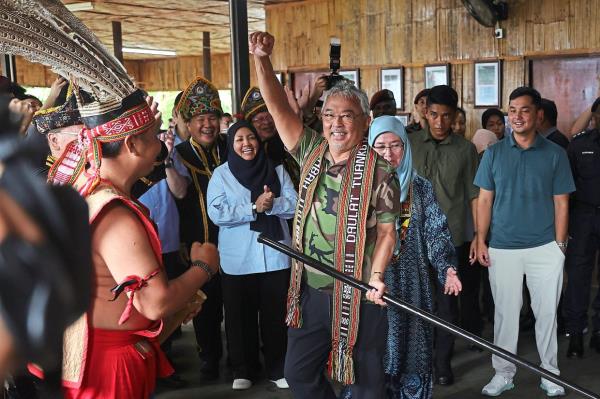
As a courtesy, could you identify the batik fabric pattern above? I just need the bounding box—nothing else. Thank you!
[385,174,456,399]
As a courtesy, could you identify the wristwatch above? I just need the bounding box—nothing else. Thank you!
[252,203,257,212]
[556,241,568,249]
[164,157,174,168]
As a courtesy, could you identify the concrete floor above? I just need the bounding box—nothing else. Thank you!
[156,319,600,399]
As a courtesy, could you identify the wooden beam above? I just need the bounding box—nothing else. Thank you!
[203,31,212,81]
[112,21,124,64]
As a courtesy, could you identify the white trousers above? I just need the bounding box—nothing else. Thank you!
[488,241,564,380]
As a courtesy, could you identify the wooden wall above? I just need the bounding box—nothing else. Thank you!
[15,53,257,92]
[14,0,600,136]
[266,0,600,138]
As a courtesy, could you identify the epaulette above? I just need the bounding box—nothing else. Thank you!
[572,130,588,140]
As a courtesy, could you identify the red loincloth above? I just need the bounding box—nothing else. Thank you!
[63,327,174,399]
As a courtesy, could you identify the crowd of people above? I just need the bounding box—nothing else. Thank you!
[1,26,600,399]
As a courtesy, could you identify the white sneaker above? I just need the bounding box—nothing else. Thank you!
[540,380,565,397]
[482,375,514,396]
[270,378,289,389]
[232,378,252,390]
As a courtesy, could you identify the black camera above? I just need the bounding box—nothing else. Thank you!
[325,38,344,90]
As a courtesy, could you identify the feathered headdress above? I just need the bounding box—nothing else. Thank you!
[0,0,156,195]
[0,0,133,99]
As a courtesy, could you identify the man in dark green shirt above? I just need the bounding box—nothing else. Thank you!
[409,85,479,385]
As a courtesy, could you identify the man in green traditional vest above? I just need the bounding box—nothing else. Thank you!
[171,77,228,381]
[250,31,400,399]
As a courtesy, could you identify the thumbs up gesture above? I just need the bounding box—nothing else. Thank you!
[255,185,274,213]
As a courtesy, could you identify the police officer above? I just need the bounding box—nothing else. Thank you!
[565,97,600,358]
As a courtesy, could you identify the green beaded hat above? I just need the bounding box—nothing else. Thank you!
[176,76,222,120]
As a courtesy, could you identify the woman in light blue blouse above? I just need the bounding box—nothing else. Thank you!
[207,120,297,391]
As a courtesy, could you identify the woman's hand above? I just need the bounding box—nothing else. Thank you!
[254,185,274,213]
[444,268,462,296]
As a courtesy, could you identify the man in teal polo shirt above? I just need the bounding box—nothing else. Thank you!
[475,87,575,397]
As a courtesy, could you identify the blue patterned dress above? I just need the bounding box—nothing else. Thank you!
[385,174,457,399]
[339,174,456,399]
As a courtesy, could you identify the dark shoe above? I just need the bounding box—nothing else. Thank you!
[567,333,584,358]
[436,372,454,386]
[590,331,600,354]
[198,358,219,382]
[158,373,188,389]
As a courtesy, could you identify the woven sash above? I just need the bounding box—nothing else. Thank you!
[286,138,377,384]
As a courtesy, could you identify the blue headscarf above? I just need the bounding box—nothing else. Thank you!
[368,115,414,202]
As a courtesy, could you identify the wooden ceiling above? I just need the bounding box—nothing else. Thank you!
[61,0,298,59]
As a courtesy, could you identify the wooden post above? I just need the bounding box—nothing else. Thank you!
[203,31,212,81]
[1,54,17,82]
[112,21,124,64]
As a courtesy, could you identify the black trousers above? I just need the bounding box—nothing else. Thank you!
[433,245,461,375]
[192,273,223,372]
[284,286,388,399]
[456,242,484,336]
[564,207,600,334]
[221,268,290,380]
[161,251,189,353]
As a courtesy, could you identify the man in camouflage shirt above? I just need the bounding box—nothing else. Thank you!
[250,31,400,399]
[293,128,400,291]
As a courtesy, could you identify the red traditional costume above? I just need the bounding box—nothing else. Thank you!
[61,182,174,399]
[0,3,177,397]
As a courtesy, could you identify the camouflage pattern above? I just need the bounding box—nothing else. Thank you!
[289,127,400,289]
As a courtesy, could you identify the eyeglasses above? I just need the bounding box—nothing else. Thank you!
[321,112,362,124]
[251,114,273,124]
[372,143,404,152]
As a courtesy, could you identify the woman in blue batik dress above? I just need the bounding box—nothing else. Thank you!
[341,115,462,399]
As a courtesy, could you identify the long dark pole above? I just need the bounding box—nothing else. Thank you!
[229,0,250,115]
[112,21,123,65]
[257,234,600,399]
[202,31,212,81]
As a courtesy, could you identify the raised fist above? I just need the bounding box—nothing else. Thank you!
[249,31,275,57]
